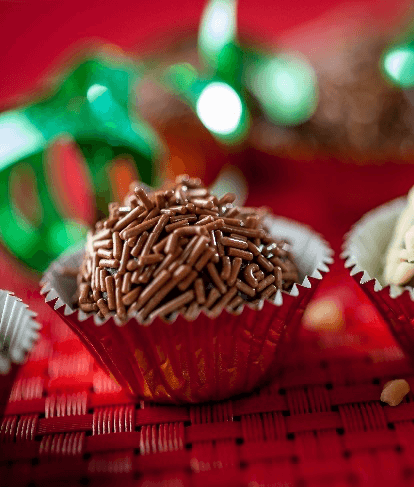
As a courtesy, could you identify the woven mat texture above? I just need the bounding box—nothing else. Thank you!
[1,299,414,487]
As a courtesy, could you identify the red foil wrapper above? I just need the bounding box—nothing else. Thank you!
[342,198,414,358]
[41,217,333,404]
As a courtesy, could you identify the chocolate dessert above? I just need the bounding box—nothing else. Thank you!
[76,175,299,322]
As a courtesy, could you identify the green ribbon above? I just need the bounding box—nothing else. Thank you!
[0,53,162,272]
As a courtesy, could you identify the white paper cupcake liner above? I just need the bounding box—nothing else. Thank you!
[0,290,41,373]
[0,290,41,409]
[41,216,333,403]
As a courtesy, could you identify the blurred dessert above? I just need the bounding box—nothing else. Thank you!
[252,35,414,162]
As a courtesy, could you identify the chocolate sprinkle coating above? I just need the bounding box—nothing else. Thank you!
[77,176,299,322]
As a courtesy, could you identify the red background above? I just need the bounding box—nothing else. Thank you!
[0,0,411,102]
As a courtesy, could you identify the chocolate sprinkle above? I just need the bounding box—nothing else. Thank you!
[77,175,299,322]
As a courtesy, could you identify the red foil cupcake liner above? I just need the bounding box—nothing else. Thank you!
[341,197,414,358]
[41,217,333,404]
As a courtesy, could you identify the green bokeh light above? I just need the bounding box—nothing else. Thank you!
[0,112,45,172]
[383,46,414,88]
[198,0,237,70]
[166,64,198,94]
[165,64,249,144]
[245,55,318,126]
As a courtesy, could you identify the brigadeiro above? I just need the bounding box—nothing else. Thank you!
[41,175,333,403]
[342,187,414,362]
[78,176,299,322]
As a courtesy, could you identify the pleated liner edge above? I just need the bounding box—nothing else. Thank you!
[42,277,326,404]
[41,216,333,404]
[342,197,414,361]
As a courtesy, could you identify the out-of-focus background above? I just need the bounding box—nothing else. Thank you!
[1,0,414,346]
[0,0,405,100]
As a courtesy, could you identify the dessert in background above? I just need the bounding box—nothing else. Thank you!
[383,186,414,287]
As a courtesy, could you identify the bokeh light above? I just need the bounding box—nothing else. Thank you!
[166,63,198,94]
[383,46,414,88]
[0,112,45,171]
[86,84,108,103]
[198,0,237,69]
[246,55,318,126]
[196,81,243,135]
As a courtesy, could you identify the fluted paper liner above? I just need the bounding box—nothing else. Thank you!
[41,216,333,404]
[0,290,41,407]
[342,197,414,358]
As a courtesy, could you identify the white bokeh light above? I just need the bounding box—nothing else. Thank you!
[384,49,413,83]
[196,82,242,135]
[198,0,236,62]
[86,84,108,103]
[246,55,318,125]
[0,112,45,171]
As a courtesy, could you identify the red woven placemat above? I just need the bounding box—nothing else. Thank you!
[2,294,414,487]
[3,143,414,486]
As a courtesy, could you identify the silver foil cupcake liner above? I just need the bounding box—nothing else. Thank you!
[41,216,333,403]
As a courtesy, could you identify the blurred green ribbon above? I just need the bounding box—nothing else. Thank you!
[0,52,162,272]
